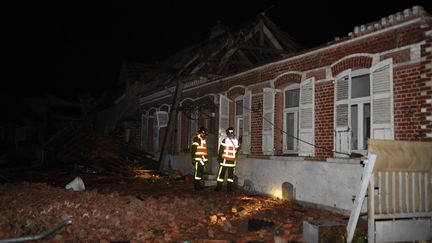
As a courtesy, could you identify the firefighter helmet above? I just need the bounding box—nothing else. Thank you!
[226,127,235,137]
[197,127,208,135]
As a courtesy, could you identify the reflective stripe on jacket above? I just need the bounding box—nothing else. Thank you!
[221,138,239,161]
[194,134,207,157]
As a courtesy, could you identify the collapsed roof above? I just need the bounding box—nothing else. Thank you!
[139,13,303,96]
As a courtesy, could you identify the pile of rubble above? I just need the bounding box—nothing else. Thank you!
[0,173,367,242]
[0,130,367,242]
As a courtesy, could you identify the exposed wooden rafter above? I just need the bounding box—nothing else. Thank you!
[238,44,288,54]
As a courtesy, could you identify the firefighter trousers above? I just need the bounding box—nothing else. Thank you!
[216,164,235,191]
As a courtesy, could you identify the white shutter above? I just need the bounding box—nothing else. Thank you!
[262,88,275,155]
[176,112,182,153]
[141,113,148,151]
[334,71,351,157]
[156,111,169,128]
[152,116,159,152]
[242,90,251,154]
[298,78,315,156]
[370,59,394,139]
[219,94,230,145]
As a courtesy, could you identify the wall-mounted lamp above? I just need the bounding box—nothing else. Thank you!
[404,106,413,116]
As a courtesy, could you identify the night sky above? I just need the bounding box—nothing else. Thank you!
[4,1,432,99]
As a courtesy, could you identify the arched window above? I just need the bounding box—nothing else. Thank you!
[283,83,300,153]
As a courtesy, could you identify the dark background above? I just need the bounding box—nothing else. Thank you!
[4,1,432,98]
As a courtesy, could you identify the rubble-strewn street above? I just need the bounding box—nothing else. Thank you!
[0,166,363,242]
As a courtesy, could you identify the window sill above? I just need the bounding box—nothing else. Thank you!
[326,157,362,164]
[270,155,305,161]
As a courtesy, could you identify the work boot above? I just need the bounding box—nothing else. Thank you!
[194,180,203,190]
[227,183,233,192]
[214,182,222,192]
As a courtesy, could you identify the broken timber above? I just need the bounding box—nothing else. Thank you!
[346,152,377,243]
[159,80,184,171]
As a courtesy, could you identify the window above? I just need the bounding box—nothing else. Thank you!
[141,113,148,151]
[152,115,159,152]
[351,74,370,98]
[350,73,371,151]
[283,85,300,153]
[350,103,370,150]
[334,59,393,156]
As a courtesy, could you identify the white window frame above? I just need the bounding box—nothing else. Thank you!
[334,68,378,156]
[140,112,148,151]
[219,94,230,146]
[156,111,169,128]
[187,110,198,150]
[283,83,300,154]
[176,111,182,153]
[152,112,159,152]
[350,69,371,153]
[350,102,371,152]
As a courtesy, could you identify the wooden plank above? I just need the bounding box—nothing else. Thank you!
[425,173,429,211]
[378,172,382,214]
[392,171,396,213]
[368,172,376,243]
[419,172,423,212]
[385,171,389,214]
[399,172,403,213]
[239,44,287,54]
[405,172,409,212]
[412,172,416,212]
[347,152,377,243]
[374,212,432,219]
[159,81,184,171]
[375,218,432,242]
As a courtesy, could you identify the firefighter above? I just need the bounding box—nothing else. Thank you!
[191,126,208,190]
[215,127,240,192]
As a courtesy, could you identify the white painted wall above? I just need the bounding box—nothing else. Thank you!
[167,153,219,176]
[170,153,365,214]
[236,156,365,213]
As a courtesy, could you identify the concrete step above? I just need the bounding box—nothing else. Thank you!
[203,180,217,187]
[203,174,216,180]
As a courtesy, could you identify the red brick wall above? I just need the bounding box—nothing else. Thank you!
[331,56,373,77]
[419,21,432,141]
[381,49,411,64]
[393,64,422,140]
[229,102,235,128]
[274,91,283,155]
[314,81,335,159]
[139,17,431,157]
[144,22,424,109]
[306,69,326,80]
[250,94,263,155]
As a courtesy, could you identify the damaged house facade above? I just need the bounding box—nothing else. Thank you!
[98,6,432,213]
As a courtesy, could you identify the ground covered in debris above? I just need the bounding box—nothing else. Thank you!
[0,165,367,243]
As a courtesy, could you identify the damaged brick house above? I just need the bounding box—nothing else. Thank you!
[97,6,432,212]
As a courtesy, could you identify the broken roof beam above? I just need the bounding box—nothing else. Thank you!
[237,50,254,68]
[238,44,288,54]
